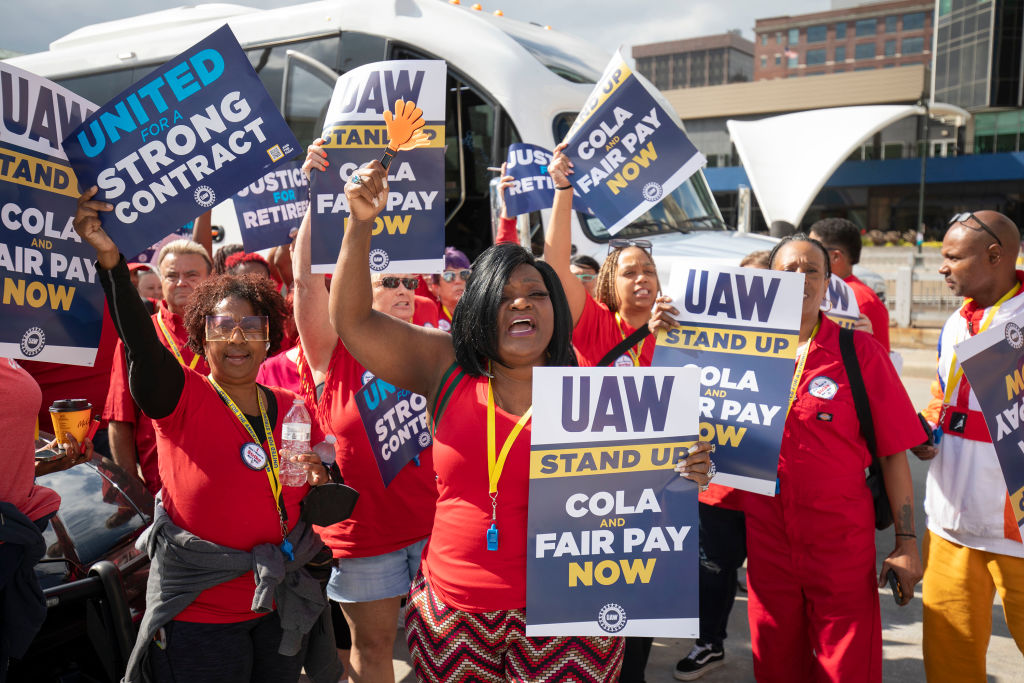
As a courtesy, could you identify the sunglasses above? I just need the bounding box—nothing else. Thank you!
[205,315,269,342]
[440,269,471,283]
[948,212,1002,246]
[608,238,653,255]
[575,272,597,282]
[377,276,420,290]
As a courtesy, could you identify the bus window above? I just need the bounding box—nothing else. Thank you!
[245,35,340,114]
[282,51,336,147]
[339,32,388,73]
[56,68,134,106]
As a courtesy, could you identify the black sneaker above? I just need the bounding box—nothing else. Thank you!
[673,642,725,680]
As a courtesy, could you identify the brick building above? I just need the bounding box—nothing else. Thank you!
[632,32,754,90]
[754,0,934,80]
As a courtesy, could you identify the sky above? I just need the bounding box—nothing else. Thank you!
[0,0,833,56]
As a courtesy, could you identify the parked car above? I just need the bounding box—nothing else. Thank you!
[7,437,153,683]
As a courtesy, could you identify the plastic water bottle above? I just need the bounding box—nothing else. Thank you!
[280,399,311,487]
[312,435,339,483]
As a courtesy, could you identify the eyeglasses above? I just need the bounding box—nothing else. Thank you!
[440,269,471,283]
[205,315,269,342]
[948,212,1002,246]
[574,272,597,282]
[608,238,653,255]
[377,277,420,290]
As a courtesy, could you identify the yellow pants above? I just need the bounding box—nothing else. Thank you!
[922,531,1024,681]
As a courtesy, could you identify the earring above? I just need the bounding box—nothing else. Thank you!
[265,342,271,352]
[822,298,833,312]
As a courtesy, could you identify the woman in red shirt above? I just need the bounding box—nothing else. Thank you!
[328,160,713,682]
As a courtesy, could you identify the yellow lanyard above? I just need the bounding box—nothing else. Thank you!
[485,376,531,550]
[207,376,288,540]
[943,283,1021,406]
[442,304,454,322]
[786,318,820,416]
[614,313,641,367]
[157,314,201,370]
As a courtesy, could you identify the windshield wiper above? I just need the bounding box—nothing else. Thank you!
[675,215,726,231]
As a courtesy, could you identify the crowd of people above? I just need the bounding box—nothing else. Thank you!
[2,135,1022,683]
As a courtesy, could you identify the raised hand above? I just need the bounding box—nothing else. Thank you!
[73,186,119,269]
[344,160,388,224]
[302,137,329,179]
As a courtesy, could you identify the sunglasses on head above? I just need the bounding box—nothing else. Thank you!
[948,212,1002,246]
[441,269,471,283]
[377,276,420,290]
[608,238,653,255]
[205,315,269,342]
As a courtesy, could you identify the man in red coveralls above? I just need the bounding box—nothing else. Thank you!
[104,239,211,493]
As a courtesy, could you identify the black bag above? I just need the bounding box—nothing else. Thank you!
[838,326,892,530]
[300,482,360,527]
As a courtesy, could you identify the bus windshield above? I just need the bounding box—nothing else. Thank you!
[496,21,606,84]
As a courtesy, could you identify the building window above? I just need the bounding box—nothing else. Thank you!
[903,12,926,30]
[775,54,781,65]
[760,34,768,46]
[835,45,846,62]
[776,31,783,44]
[885,40,897,57]
[855,19,876,36]
[885,16,899,33]
[788,28,799,44]
[760,55,767,68]
[855,42,876,60]
[806,49,827,66]
[787,55,798,69]
[835,22,847,39]
[807,25,827,43]
[902,36,925,55]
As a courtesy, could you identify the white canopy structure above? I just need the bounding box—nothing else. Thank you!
[726,103,970,229]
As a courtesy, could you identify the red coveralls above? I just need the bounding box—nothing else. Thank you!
[744,316,922,681]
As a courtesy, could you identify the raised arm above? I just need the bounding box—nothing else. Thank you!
[327,161,454,401]
[542,144,587,323]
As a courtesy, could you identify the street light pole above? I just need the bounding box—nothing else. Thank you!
[916,100,929,255]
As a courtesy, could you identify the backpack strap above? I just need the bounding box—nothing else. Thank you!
[597,326,652,367]
[838,326,877,457]
[431,362,468,429]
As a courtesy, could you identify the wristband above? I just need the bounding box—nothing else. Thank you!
[895,533,916,538]
[555,184,572,191]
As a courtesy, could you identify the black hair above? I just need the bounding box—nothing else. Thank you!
[767,234,832,280]
[451,243,576,376]
[183,273,289,357]
[212,243,244,275]
[807,217,862,265]
[571,254,601,272]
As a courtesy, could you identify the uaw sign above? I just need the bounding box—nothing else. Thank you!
[561,51,705,236]
[0,62,104,365]
[502,143,591,217]
[232,160,308,252]
[355,371,431,486]
[824,274,860,329]
[311,60,446,274]
[527,366,700,638]
[653,262,803,495]
[62,24,299,261]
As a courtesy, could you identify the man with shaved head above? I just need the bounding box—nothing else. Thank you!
[913,210,1024,679]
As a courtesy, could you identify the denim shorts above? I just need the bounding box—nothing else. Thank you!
[326,538,428,603]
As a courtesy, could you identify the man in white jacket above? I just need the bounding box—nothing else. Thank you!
[914,210,1024,680]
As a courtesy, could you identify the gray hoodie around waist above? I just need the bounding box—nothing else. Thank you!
[123,499,338,683]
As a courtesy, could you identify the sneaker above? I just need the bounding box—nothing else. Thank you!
[673,642,725,681]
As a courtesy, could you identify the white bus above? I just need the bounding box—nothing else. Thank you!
[7,0,775,270]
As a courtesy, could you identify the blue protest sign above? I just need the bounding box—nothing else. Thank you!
[0,63,103,365]
[132,220,194,265]
[527,366,700,637]
[232,161,308,252]
[503,143,590,217]
[561,51,706,236]
[310,60,446,274]
[62,24,300,261]
[653,262,804,495]
[355,373,432,486]
[956,312,1024,537]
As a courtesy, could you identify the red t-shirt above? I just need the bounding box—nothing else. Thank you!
[421,372,530,612]
[414,294,440,330]
[845,274,890,352]
[256,349,301,394]
[154,370,321,623]
[573,296,655,367]
[314,341,436,558]
[103,305,209,495]
[22,302,118,433]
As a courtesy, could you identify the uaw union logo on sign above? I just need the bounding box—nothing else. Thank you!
[369,248,390,272]
[20,326,46,357]
[1006,321,1024,350]
[597,603,627,633]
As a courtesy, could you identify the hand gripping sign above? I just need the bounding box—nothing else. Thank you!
[956,310,1024,538]
[61,24,300,262]
[652,261,804,495]
[502,143,592,217]
[560,51,706,236]
[0,62,104,365]
[310,60,446,275]
[527,366,700,638]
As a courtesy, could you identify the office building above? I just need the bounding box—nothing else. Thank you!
[632,32,754,90]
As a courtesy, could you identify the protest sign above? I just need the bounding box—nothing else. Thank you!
[232,160,308,252]
[527,366,700,637]
[310,60,446,274]
[955,313,1024,537]
[62,24,300,261]
[354,371,431,486]
[502,143,590,217]
[0,63,103,365]
[560,51,705,236]
[823,273,860,329]
[133,220,194,265]
[652,262,803,495]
